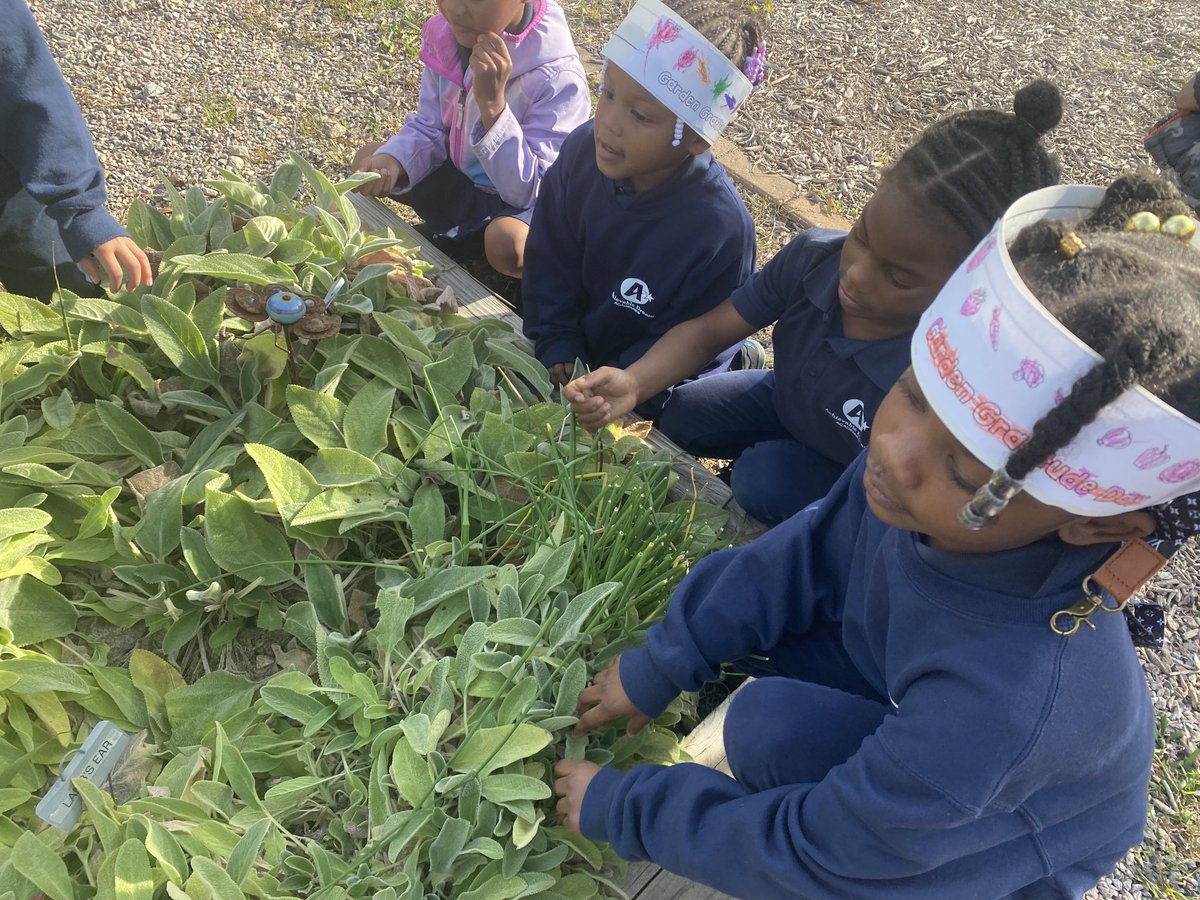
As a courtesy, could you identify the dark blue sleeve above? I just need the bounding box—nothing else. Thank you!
[521,127,588,367]
[731,229,847,329]
[0,0,126,260]
[618,474,858,718]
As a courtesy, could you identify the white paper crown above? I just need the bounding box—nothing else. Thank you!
[601,0,754,144]
[911,184,1200,516]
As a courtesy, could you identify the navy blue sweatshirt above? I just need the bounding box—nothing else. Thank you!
[522,120,755,378]
[0,0,127,260]
[582,454,1154,899]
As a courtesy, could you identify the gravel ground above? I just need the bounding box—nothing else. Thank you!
[29,0,1200,895]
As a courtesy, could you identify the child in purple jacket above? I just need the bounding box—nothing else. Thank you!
[352,0,589,278]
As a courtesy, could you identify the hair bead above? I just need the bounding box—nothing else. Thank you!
[959,468,1024,530]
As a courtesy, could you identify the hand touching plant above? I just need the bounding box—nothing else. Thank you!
[553,759,601,834]
[77,235,153,292]
[548,362,574,388]
[564,367,641,431]
[471,33,513,131]
[351,141,408,197]
[573,656,650,736]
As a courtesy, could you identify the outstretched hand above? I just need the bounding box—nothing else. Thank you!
[564,368,640,432]
[553,759,601,834]
[574,656,650,737]
[470,33,513,130]
[77,236,153,292]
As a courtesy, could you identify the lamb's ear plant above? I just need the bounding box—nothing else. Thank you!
[0,157,729,897]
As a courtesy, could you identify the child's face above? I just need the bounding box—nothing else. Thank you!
[593,63,707,193]
[437,0,526,47]
[865,370,1146,554]
[838,174,976,341]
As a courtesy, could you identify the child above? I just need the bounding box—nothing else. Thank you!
[351,0,590,278]
[1144,69,1200,210]
[521,0,764,408]
[0,0,152,299]
[567,82,1063,523]
[553,173,1200,899]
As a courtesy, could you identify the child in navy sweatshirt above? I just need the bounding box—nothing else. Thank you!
[553,173,1200,899]
[0,0,151,299]
[567,82,1063,523]
[521,0,765,412]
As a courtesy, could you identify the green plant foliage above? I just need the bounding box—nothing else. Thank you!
[0,158,729,898]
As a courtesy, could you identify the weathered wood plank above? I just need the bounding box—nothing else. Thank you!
[348,193,760,535]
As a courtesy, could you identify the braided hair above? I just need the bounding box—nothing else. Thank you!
[660,0,765,77]
[962,173,1200,532]
[893,80,1064,244]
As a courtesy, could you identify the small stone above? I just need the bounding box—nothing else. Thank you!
[228,144,250,158]
[328,122,347,139]
[144,82,164,97]
[227,155,245,171]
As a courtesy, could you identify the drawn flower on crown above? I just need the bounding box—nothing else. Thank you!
[697,55,710,85]
[960,288,986,316]
[674,47,697,71]
[1135,446,1170,470]
[1097,427,1133,449]
[1158,460,1200,484]
[711,75,731,101]
[1012,358,1045,388]
[648,17,681,52]
[989,307,1001,351]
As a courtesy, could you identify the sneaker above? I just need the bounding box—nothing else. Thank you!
[736,338,768,371]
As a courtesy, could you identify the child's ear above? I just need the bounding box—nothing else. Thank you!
[1057,510,1156,547]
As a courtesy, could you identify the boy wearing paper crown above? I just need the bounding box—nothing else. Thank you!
[552,173,1200,898]
[521,0,765,411]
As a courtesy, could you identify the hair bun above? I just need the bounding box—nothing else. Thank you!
[1012,80,1063,137]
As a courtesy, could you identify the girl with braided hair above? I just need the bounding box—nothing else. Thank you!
[552,172,1200,898]
[568,80,1063,524]
[521,0,765,403]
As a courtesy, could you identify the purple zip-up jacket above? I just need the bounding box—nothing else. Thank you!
[378,0,589,212]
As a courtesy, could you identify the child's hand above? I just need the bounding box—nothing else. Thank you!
[470,33,513,130]
[564,368,639,432]
[548,362,574,387]
[77,236,153,292]
[575,656,650,736]
[553,759,601,834]
[352,145,406,197]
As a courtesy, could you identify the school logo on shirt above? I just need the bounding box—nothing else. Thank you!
[827,397,870,447]
[612,277,656,318]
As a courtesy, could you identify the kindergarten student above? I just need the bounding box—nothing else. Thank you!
[553,173,1200,899]
[521,0,764,406]
[0,0,152,299]
[567,82,1062,523]
[351,0,590,278]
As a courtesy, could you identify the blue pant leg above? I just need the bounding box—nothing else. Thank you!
[730,439,847,525]
[656,370,791,460]
[0,164,97,300]
[724,677,891,792]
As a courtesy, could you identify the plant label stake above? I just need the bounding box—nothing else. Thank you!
[35,721,134,832]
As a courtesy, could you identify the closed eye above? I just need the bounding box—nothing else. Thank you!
[944,455,978,493]
[897,376,926,413]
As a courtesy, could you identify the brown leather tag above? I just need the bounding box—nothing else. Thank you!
[1091,539,1168,602]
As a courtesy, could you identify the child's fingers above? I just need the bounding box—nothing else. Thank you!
[575,407,612,432]
[626,713,651,736]
[76,255,101,285]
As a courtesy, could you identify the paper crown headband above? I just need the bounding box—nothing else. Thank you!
[910,184,1200,517]
[601,0,755,144]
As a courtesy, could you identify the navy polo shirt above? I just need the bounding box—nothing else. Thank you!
[730,229,912,465]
